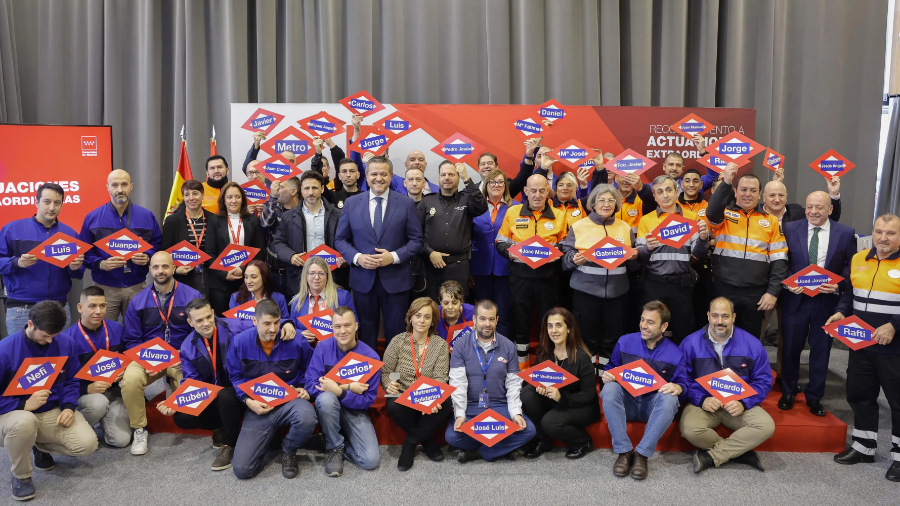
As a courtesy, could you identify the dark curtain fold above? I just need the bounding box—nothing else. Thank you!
[876,97,900,218]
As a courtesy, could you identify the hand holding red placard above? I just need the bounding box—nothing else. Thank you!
[166,240,211,268]
[238,373,299,408]
[446,321,473,351]
[210,245,260,272]
[782,265,844,297]
[3,357,69,397]
[670,113,714,139]
[324,352,383,385]
[297,308,335,341]
[75,350,130,383]
[300,245,342,271]
[459,409,519,447]
[395,376,456,414]
[651,214,698,249]
[27,232,92,269]
[339,90,385,117]
[823,315,877,350]
[518,361,579,389]
[606,359,665,397]
[162,379,223,416]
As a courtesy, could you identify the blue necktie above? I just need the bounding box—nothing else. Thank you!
[373,196,383,238]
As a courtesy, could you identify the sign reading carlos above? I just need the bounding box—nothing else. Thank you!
[324,351,384,385]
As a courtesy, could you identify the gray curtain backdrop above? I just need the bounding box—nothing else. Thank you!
[876,96,899,218]
[0,0,887,232]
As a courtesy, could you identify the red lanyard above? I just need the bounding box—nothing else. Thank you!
[186,210,205,248]
[309,295,321,312]
[151,282,178,326]
[409,334,430,378]
[77,321,109,352]
[201,326,218,380]
[441,309,459,333]
[227,217,242,244]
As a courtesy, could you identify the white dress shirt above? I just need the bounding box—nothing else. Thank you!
[354,190,400,266]
[808,219,831,267]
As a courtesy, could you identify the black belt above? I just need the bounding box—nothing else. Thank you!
[442,253,469,264]
[646,271,694,288]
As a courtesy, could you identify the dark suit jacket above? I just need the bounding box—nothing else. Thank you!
[781,197,842,225]
[161,204,219,290]
[272,201,341,294]
[334,190,424,294]
[781,218,856,314]
[208,213,266,292]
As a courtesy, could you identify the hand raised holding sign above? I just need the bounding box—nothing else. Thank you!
[692,133,706,152]
[722,162,739,185]
[524,137,543,158]
[313,137,325,154]
[253,131,266,149]
[576,167,590,188]
[772,167,785,183]
[697,219,709,241]
[455,162,469,181]
[827,175,841,197]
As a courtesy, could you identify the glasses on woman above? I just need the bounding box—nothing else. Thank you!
[488,180,505,187]
[307,271,327,278]
[596,198,617,205]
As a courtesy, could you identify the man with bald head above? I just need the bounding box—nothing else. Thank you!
[778,191,856,416]
[120,251,201,455]
[763,169,843,226]
[80,169,163,320]
[496,174,569,368]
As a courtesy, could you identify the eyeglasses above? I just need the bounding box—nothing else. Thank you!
[487,180,505,187]
[307,272,327,278]
[595,199,617,205]
[246,170,261,178]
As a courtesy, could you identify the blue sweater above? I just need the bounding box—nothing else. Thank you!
[0,217,86,302]
[227,326,315,401]
[679,326,772,410]
[58,319,126,396]
[229,291,290,319]
[180,319,245,386]
[123,282,202,350]
[304,338,379,411]
[0,331,80,415]
[436,303,474,342]
[605,332,689,402]
[79,202,162,287]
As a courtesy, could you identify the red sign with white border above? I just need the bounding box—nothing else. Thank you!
[162,379,223,416]
[459,408,519,447]
[27,232,91,269]
[607,359,665,397]
[93,229,152,261]
[324,351,383,385]
[782,265,844,297]
[695,368,758,404]
[238,372,299,408]
[3,357,69,396]
[394,376,456,414]
[517,360,579,389]
[822,315,877,351]
[507,235,563,269]
[123,337,180,374]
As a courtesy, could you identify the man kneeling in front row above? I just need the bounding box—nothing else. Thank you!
[0,301,98,501]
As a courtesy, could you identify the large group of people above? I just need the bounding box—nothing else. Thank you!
[0,121,897,502]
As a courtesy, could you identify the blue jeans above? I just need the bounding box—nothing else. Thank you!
[5,303,71,337]
[232,398,317,479]
[600,381,680,457]
[444,404,536,462]
[314,391,380,470]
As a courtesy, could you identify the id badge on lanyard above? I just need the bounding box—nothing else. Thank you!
[121,203,133,273]
[473,333,494,408]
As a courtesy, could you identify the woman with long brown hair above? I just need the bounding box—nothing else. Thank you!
[521,307,600,460]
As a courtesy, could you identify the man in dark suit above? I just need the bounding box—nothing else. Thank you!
[778,190,856,416]
[334,156,424,350]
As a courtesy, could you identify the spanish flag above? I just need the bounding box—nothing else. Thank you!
[210,126,217,156]
[166,134,193,218]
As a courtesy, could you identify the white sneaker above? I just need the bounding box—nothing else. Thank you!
[130,428,148,455]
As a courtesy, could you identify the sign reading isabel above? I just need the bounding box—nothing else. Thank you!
[163,379,223,416]
[651,214,698,249]
[513,117,543,138]
[549,139,592,171]
[27,232,92,268]
[607,359,665,397]
[507,235,563,269]
[431,133,484,165]
[705,132,764,164]
[297,308,335,341]
[782,265,844,297]
[296,111,344,140]
[537,99,566,124]
[259,153,302,182]
[124,337,180,374]
[518,360,578,389]
[670,113,714,139]
[338,90,385,118]
[238,372,299,408]
[395,376,457,414]
[223,300,257,321]
[582,236,635,270]
[324,351,384,385]
[809,149,855,180]
[210,244,260,272]
[460,409,519,447]
[93,229,152,261]
[349,126,391,156]
[446,322,474,351]
[695,368,757,404]
[300,245,341,271]
[603,149,656,177]
[697,152,750,174]
[75,350,130,382]
[241,107,285,135]
[241,180,269,204]
[823,315,877,351]
[3,357,68,396]
[763,148,784,172]
[379,114,417,140]
[165,240,211,268]
[259,126,314,162]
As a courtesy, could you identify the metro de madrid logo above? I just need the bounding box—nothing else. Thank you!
[431,133,484,165]
[608,359,665,396]
[508,235,563,269]
[94,229,152,261]
[782,265,844,297]
[705,132,764,163]
[338,90,385,117]
[223,300,257,321]
[164,379,223,416]
[297,308,335,341]
[696,368,757,403]
[583,236,636,270]
[124,337,180,374]
[165,240,211,268]
[325,351,384,385]
[518,360,578,389]
[460,409,518,447]
[809,149,856,180]
[549,139,592,170]
[238,373,299,407]
[823,315,877,351]
[651,214,698,249]
[241,108,285,135]
[603,149,656,177]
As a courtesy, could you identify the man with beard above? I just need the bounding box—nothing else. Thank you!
[80,170,163,321]
[202,155,230,213]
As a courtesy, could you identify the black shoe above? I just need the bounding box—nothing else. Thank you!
[834,447,875,465]
[211,429,224,449]
[301,433,326,454]
[457,450,483,463]
[31,447,54,472]
[777,394,795,411]
[281,450,299,479]
[806,399,826,417]
[693,449,715,473]
[731,450,765,471]
[325,448,344,477]
[421,439,444,462]
[887,461,900,482]
[397,441,416,472]
[524,440,551,459]
[565,443,593,460]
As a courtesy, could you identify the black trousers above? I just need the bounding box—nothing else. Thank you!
[712,282,767,339]
[624,272,644,334]
[642,278,693,345]
[173,386,245,447]
[692,262,713,329]
[521,385,600,447]
[847,349,900,459]
[573,290,627,362]
[425,259,470,303]
[208,279,242,317]
[510,274,558,362]
[385,397,453,444]
[556,270,574,312]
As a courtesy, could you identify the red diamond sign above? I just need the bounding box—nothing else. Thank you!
[297,111,344,140]
[241,180,269,204]
[823,315,877,351]
[93,229,152,261]
[604,149,656,177]
[695,368,758,404]
[223,300,257,322]
[27,232,92,268]
[697,152,750,174]
[670,113,714,139]
[162,379,223,416]
[241,108,285,135]
[782,265,844,297]
[338,90,385,117]
[459,409,519,447]
[763,148,784,172]
[300,244,341,271]
[258,153,301,182]
[607,359,665,397]
[297,308,334,341]
[124,337,180,374]
[549,139,592,170]
[705,132,764,164]
[395,376,457,415]
[349,126,391,156]
[324,351,384,385]
[75,350,130,383]
[537,99,566,124]
[431,133,484,165]
[445,321,473,351]
[166,240,210,268]
[238,372,299,408]
[582,237,636,270]
[259,126,313,161]
[809,149,855,179]
[508,235,563,269]
[518,360,579,389]
[513,117,544,138]
[379,114,418,141]
[3,357,69,396]
[651,214,698,248]
[210,244,260,272]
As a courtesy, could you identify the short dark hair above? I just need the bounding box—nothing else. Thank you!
[738,173,760,189]
[478,152,498,165]
[29,301,67,335]
[281,176,301,194]
[474,299,498,318]
[255,299,281,319]
[333,306,357,320]
[683,168,702,178]
[338,158,358,169]
[36,183,64,201]
[185,298,212,316]
[367,156,393,174]
[439,280,464,302]
[299,170,325,188]
[206,155,229,170]
[642,301,671,325]
[438,160,456,171]
[664,152,684,164]
[80,286,106,300]
[181,179,204,195]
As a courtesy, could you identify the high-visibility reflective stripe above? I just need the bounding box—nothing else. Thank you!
[892,452,900,462]
[716,234,770,249]
[577,265,626,276]
[516,344,529,352]
[851,441,877,455]
[649,253,691,262]
[770,241,787,250]
[854,288,900,302]
[714,248,769,262]
[853,301,900,315]
[893,435,900,445]
[853,429,878,440]
[496,234,513,244]
[635,237,647,245]
[769,252,787,261]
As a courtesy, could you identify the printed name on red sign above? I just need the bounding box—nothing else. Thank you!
[210,244,260,272]
[338,90,385,117]
[163,379,224,416]
[695,368,758,404]
[27,232,92,269]
[93,229,152,261]
[349,126,391,156]
[324,351,384,385]
[822,315,877,351]
[697,152,750,174]
[165,240,211,268]
[669,113,714,139]
[379,115,417,140]
[296,111,345,140]
[223,300,257,321]
[517,360,579,389]
[75,350,130,382]
[445,322,473,351]
[651,214,698,249]
[431,133,484,165]
[513,117,543,138]
[241,180,269,204]
[537,99,566,124]
[582,236,635,270]
[459,409,519,447]
[123,337,180,374]
[809,149,855,180]
[238,372,299,408]
[705,132,764,163]
[549,139,593,171]
[603,148,656,177]
[258,153,302,182]
[297,308,335,341]
[607,359,666,397]
[762,148,784,172]
[259,126,314,162]
[3,357,69,396]
[241,108,285,135]
[782,265,844,297]
[300,245,341,271]
[507,235,563,269]
[395,376,457,414]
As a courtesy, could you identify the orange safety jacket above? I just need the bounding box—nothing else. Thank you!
[496,199,568,278]
[834,248,900,354]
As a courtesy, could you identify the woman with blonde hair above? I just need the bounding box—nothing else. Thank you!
[289,256,355,345]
